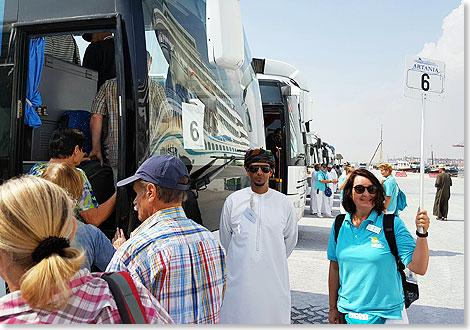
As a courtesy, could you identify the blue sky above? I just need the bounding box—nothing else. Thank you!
[240,0,464,163]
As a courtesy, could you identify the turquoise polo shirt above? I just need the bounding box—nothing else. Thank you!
[383,175,398,212]
[315,170,328,191]
[327,210,416,319]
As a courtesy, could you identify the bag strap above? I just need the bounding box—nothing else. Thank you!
[334,214,346,243]
[383,214,411,307]
[383,214,399,261]
[101,271,148,324]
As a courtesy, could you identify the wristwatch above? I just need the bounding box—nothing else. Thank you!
[416,230,428,238]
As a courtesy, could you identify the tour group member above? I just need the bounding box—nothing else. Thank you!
[29,128,116,227]
[315,163,335,217]
[327,164,338,209]
[379,163,398,214]
[219,148,298,324]
[309,164,320,215]
[40,163,122,271]
[106,155,226,324]
[0,176,172,324]
[328,169,430,324]
[433,165,452,221]
[337,165,355,214]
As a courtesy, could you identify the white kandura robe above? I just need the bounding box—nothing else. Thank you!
[327,170,338,209]
[219,187,298,324]
[328,169,338,192]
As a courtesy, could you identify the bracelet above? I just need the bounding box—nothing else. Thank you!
[416,230,428,238]
[329,307,338,311]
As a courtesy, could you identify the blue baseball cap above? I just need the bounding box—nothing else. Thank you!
[116,155,190,190]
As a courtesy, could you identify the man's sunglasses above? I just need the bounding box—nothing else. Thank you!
[248,165,271,173]
[353,185,378,194]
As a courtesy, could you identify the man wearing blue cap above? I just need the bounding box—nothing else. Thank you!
[106,155,226,324]
[219,148,298,324]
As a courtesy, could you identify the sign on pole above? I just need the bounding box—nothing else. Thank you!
[404,56,445,101]
[404,56,445,231]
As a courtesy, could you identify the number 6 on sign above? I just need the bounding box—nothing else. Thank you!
[421,73,429,91]
[182,100,205,150]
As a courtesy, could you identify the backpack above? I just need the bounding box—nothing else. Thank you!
[334,214,418,308]
[396,186,407,212]
[100,271,148,324]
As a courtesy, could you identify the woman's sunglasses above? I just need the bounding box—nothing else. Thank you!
[248,165,271,173]
[353,185,378,194]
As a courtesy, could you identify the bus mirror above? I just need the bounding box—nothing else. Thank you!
[206,0,244,70]
[309,146,314,156]
[281,85,300,96]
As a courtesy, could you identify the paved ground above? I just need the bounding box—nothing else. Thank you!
[288,170,465,324]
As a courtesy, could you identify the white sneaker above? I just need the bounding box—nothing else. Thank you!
[317,214,323,218]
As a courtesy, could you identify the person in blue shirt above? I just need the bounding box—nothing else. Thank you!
[379,163,398,214]
[40,163,125,271]
[328,169,430,324]
[309,164,320,215]
[337,165,355,214]
[314,163,336,217]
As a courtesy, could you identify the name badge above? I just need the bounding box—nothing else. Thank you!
[348,313,369,321]
[243,208,256,223]
[366,224,381,234]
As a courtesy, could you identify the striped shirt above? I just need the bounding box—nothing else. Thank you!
[44,35,80,65]
[91,78,118,167]
[106,207,226,324]
[0,269,173,324]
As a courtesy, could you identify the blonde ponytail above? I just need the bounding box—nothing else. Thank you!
[0,176,84,310]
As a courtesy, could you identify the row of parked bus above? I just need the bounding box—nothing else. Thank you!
[0,0,338,233]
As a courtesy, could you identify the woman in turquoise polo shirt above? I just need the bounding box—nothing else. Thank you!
[327,169,429,324]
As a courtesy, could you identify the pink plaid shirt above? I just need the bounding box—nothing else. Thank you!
[0,269,173,324]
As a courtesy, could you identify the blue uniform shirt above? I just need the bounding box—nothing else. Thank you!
[327,210,416,319]
[383,175,398,213]
[314,170,328,191]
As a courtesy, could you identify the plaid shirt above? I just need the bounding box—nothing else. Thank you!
[91,78,118,167]
[0,269,173,324]
[106,207,226,324]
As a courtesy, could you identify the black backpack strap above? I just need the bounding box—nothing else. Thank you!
[383,214,398,260]
[334,214,346,243]
[383,214,411,307]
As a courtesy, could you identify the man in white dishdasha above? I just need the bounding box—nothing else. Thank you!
[219,148,298,324]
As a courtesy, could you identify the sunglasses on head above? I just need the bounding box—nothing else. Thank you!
[353,185,378,194]
[248,165,271,173]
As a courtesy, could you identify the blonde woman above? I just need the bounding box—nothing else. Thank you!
[379,163,398,214]
[41,163,125,271]
[0,176,172,324]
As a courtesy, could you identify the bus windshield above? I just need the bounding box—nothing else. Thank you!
[141,0,251,161]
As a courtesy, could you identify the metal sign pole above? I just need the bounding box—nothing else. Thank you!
[418,93,426,234]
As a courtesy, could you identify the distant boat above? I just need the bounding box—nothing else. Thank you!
[425,165,459,176]
[425,167,439,174]
[392,160,412,171]
[447,166,459,177]
[410,162,420,173]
